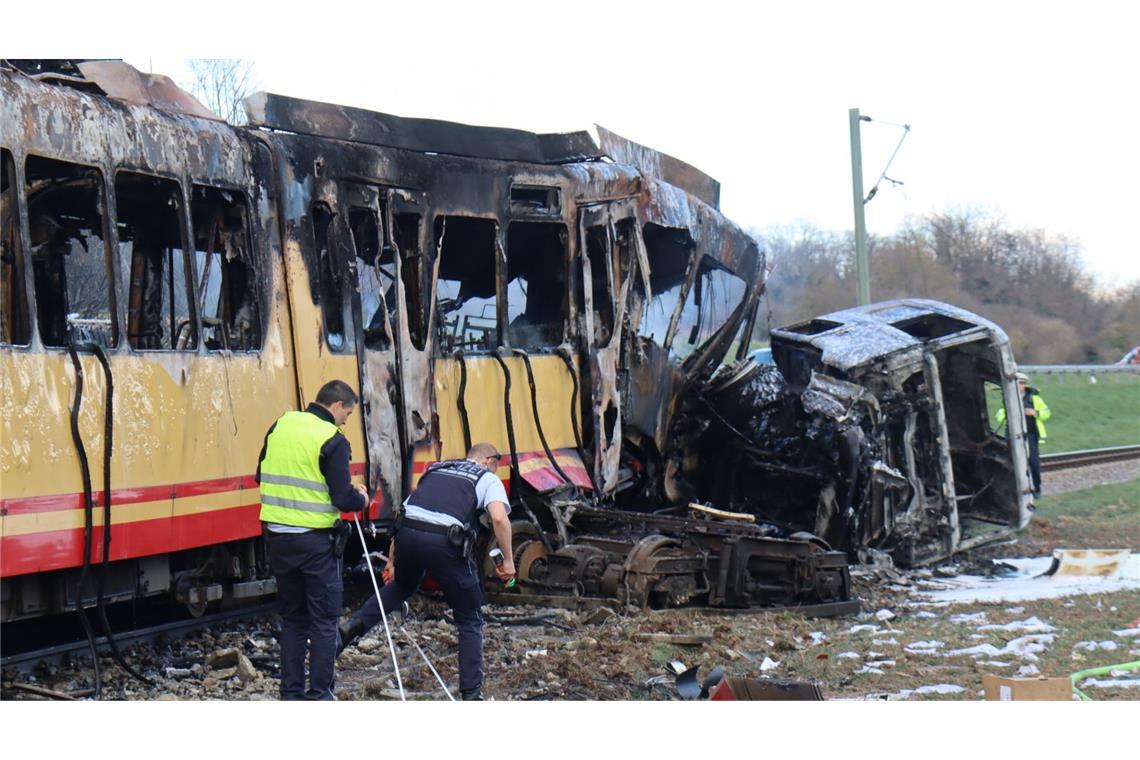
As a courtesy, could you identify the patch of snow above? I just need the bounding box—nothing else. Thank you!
[978,660,1013,667]
[837,652,861,660]
[1017,664,1040,676]
[760,657,780,671]
[848,624,879,634]
[912,611,939,619]
[1113,628,1140,638]
[855,666,885,675]
[1005,606,1025,614]
[809,631,826,645]
[872,638,898,646]
[866,660,896,667]
[875,609,896,621]
[1074,640,1119,652]
[901,684,966,696]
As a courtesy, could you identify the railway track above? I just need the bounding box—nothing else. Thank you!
[0,602,279,676]
[1041,444,1140,472]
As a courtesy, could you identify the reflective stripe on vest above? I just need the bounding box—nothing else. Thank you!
[259,410,341,529]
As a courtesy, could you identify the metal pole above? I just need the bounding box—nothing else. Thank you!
[849,108,871,305]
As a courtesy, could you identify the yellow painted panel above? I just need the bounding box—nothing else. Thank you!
[433,355,580,461]
[2,490,246,537]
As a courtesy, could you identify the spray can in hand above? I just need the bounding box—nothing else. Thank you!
[488,547,516,588]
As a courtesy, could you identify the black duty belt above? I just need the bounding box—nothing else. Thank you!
[401,518,455,536]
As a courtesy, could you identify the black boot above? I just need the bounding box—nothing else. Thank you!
[460,688,483,701]
[337,617,364,655]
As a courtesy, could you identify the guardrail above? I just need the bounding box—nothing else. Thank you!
[1020,364,1140,375]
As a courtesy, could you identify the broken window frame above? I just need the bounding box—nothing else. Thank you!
[577,222,616,347]
[346,197,395,353]
[1,148,31,346]
[25,155,118,349]
[671,255,750,361]
[310,201,354,354]
[389,200,426,352]
[113,170,197,352]
[505,221,570,350]
[638,224,699,350]
[432,215,500,354]
[190,183,261,352]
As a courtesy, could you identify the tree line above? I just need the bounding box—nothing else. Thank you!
[750,209,1139,364]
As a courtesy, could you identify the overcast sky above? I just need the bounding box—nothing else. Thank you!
[38,1,1138,287]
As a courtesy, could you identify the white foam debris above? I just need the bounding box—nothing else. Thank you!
[950,612,988,624]
[760,657,780,671]
[855,666,885,675]
[1005,606,1025,614]
[905,640,945,653]
[866,660,896,668]
[978,616,1056,633]
[912,611,939,619]
[1074,640,1119,652]
[837,652,861,660]
[947,634,1055,661]
[809,631,827,645]
[978,660,1013,667]
[867,651,886,658]
[902,684,966,696]
[875,609,896,621]
[1079,678,1140,690]
[912,554,1140,604]
[848,624,879,634]
[872,638,899,646]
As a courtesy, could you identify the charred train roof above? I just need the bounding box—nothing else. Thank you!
[771,299,1012,371]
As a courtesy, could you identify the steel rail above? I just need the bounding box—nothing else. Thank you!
[1041,444,1140,472]
[0,602,279,675]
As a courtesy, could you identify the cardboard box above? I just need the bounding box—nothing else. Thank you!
[982,674,1072,701]
[709,676,824,701]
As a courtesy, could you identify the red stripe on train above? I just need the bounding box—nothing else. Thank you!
[2,464,368,516]
[0,504,264,577]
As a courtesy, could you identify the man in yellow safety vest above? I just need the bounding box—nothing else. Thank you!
[257,379,368,700]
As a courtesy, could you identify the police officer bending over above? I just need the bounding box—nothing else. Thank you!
[257,379,368,700]
[339,442,516,700]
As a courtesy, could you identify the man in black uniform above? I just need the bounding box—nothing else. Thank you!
[339,442,515,700]
[257,379,368,700]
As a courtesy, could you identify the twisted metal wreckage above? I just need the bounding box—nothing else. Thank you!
[1,61,1033,624]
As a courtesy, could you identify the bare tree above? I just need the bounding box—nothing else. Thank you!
[186,59,256,125]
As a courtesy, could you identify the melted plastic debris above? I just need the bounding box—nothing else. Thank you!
[913,554,1140,604]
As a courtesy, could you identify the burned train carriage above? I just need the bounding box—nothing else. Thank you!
[0,60,853,624]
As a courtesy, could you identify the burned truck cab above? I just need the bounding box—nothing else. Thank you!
[703,299,1032,567]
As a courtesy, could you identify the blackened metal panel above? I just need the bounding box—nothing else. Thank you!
[244,92,604,164]
[597,125,721,210]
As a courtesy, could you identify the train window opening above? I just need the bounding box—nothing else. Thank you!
[1,149,30,345]
[434,216,498,353]
[114,172,195,351]
[637,223,694,346]
[395,212,425,350]
[576,224,614,345]
[506,222,567,349]
[311,202,350,352]
[671,255,747,359]
[25,156,116,348]
[191,185,261,351]
[350,206,393,351]
[510,185,560,214]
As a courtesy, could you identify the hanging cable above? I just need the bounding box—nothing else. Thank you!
[513,349,573,488]
[455,350,472,454]
[554,347,600,493]
[492,350,554,552]
[88,343,151,686]
[66,344,102,699]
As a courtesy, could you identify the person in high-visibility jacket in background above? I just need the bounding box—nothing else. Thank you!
[257,379,367,700]
[997,372,1051,498]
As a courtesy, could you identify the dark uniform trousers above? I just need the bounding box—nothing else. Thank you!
[268,530,343,700]
[1027,433,1042,495]
[351,527,485,693]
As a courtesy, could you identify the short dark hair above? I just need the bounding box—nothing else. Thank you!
[315,379,358,408]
